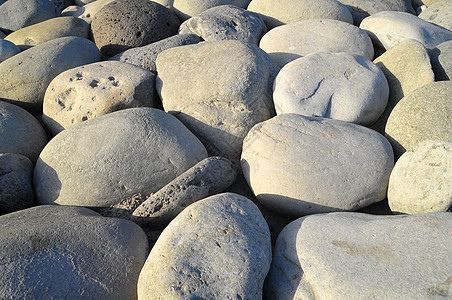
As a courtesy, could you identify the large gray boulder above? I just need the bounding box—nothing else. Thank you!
[241,114,394,217]
[0,205,149,299]
[34,107,208,207]
[265,212,452,299]
[137,193,272,299]
[0,36,100,113]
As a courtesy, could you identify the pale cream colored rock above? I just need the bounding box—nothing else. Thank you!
[360,11,452,49]
[259,19,374,67]
[419,0,452,31]
[5,17,90,50]
[371,39,435,133]
[388,140,452,214]
[61,0,116,23]
[42,61,155,135]
[247,0,353,30]
[241,114,394,217]
[173,0,250,21]
[385,81,452,157]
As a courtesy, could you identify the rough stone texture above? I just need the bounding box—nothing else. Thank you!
[0,101,48,163]
[429,40,452,81]
[0,205,149,299]
[273,52,388,126]
[360,11,452,50]
[385,81,452,158]
[0,0,59,34]
[371,39,435,134]
[137,193,272,299]
[156,40,278,165]
[91,0,180,57]
[132,156,237,227]
[61,0,116,24]
[419,0,452,31]
[265,212,452,299]
[42,61,155,135]
[179,5,267,45]
[241,114,394,217]
[173,0,251,21]
[337,0,415,25]
[247,0,353,29]
[260,19,374,67]
[110,34,202,73]
[0,153,35,212]
[0,40,20,62]
[0,37,100,113]
[34,108,208,208]
[388,140,452,214]
[4,16,90,50]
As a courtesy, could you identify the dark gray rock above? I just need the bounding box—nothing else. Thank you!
[0,205,149,299]
[132,156,237,227]
[429,40,452,81]
[91,0,180,57]
[0,153,35,212]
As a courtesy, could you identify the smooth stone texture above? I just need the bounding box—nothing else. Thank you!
[110,34,202,73]
[0,205,149,299]
[247,0,353,29]
[360,11,452,50]
[0,37,100,113]
[34,108,208,207]
[179,5,267,45]
[273,52,388,126]
[173,0,251,21]
[0,153,35,212]
[132,156,237,227]
[42,61,155,135]
[91,0,180,57]
[388,140,452,214]
[156,40,278,164]
[371,39,435,134]
[429,39,452,81]
[337,0,415,25]
[61,0,116,24]
[241,114,394,217]
[0,0,59,33]
[385,81,452,157]
[137,192,272,299]
[419,0,452,31]
[260,19,374,67]
[0,40,20,62]
[5,16,90,50]
[412,0,439,6]
[0,101,48,163]
[265,212,452,299]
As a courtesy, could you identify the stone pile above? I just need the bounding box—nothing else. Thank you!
[0,0,451,298]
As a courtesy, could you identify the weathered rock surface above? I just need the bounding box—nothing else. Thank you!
[360,11,452,50]
[385,81,452,157]
[419,0,452,31]
[42,61,155,135]
[137,193,272,299]
[110,34,202,73]
[173,0,251,21]
[132,156,237,227]
[61,0,116,24]
[156,40,278,164]
[0,205,149,299]
[241,114,394,217]
[0,0,59,34]
[179,5,267,45]
[0,36,100,113]
[0,101,48,163]
[34,108,208,207]
[247,0,353,29]
[273,52,388,126]
[371,39,435,134]
[0,153,35,212]
[0,40,20,62]
[260,19,374,67]
[265,212,452,299]
[91,0,180,57]
[388,140,452,214]
[4,16,90,50]
[429,40,452,81]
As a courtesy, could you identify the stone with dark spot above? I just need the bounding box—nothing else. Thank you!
[91,0,180,57]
